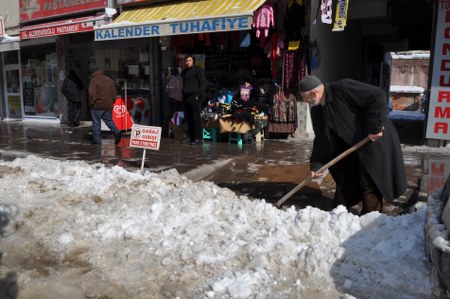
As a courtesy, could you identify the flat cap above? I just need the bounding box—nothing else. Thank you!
[298,75,322,92]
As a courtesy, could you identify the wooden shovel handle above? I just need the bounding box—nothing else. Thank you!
[275,136,372,208]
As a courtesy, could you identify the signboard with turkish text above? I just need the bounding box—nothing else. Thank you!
[20,15,110,39]
[426,1,450,140]
[129,125,162,150]
[95,16,251,40]
[117,0,156,4]
[428,159,450,195]
[20,0,108,23]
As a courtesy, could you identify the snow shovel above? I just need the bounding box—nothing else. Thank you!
[275,136,372,208]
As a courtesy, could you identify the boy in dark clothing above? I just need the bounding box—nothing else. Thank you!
[180,55,207,145]
[61,70,83,127]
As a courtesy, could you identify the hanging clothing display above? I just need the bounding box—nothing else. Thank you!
[253,2,275,48]
[310,39,321,70]
[321,0,333,24]
[283,41,307,92]
[264,32,284,80]
[285,0,305,44]
[276,0,288,35]
[268,84,297,134]
[283,0,307,92]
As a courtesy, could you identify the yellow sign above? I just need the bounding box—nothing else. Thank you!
[332,0,350,32]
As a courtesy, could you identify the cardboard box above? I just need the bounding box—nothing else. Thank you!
[203,119,219,128]
[219,118,252,134]
[169,123,186,140]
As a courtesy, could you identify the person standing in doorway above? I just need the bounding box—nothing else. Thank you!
[181,54,207,145]
[298,75,407,215]
[61,70,83,127]
[88,69,122,145]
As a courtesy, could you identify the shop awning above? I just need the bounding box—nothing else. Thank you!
[0,35,20,52]
[20,13,112,40]
[95,0,267,41]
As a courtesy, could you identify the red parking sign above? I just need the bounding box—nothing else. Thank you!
[129,125,162,150]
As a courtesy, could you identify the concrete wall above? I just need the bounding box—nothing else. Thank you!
[308,0,363,82]
[0,1,20,36]
[296,0,365,140]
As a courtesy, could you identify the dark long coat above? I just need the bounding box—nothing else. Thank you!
[309,79,407,202]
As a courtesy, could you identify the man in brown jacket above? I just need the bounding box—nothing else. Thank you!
[88,69,122,145]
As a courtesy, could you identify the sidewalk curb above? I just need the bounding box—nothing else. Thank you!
[182,158,235,182]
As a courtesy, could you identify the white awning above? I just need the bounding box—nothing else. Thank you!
[0,35,20,52]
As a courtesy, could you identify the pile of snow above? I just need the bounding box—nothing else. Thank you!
[0,156,434,298]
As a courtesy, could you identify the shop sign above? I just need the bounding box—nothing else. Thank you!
[129,125,162,150]
[20,0,108,23]
[0,17,4,37]
[426,2,450,140]
[95,16,251,41]
[117,0,164,4]
[21,16,109,39]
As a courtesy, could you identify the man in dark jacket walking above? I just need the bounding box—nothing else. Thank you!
[88,69,121,145]
[61,70,83,127]
[298,75,407,215]
[181,54,207,145]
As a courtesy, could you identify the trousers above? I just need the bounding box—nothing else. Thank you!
[330,152,383,215]
[183,94,203,141]
[91,108,120,143]
[68,101,81,125]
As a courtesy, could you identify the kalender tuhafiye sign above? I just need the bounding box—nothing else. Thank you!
[95,16,251,41]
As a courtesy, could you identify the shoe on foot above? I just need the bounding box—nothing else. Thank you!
[190,139,202,145]
[91,140,101,145]
[114,132,122,145]
[180,137,191,144]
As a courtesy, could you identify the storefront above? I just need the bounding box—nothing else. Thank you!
[19,38,59,119]
[94,0,307,137]
[88,37,155,126]
[0,5,22,121]
[1,38,22,120]
[19,0,113,123]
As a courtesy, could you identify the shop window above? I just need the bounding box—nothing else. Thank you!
[21,45,59,118]
[5,69,23,119]
[4,51,19,65]
[93,45,151,125]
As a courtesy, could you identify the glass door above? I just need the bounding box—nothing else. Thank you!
[2,51,23,119]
